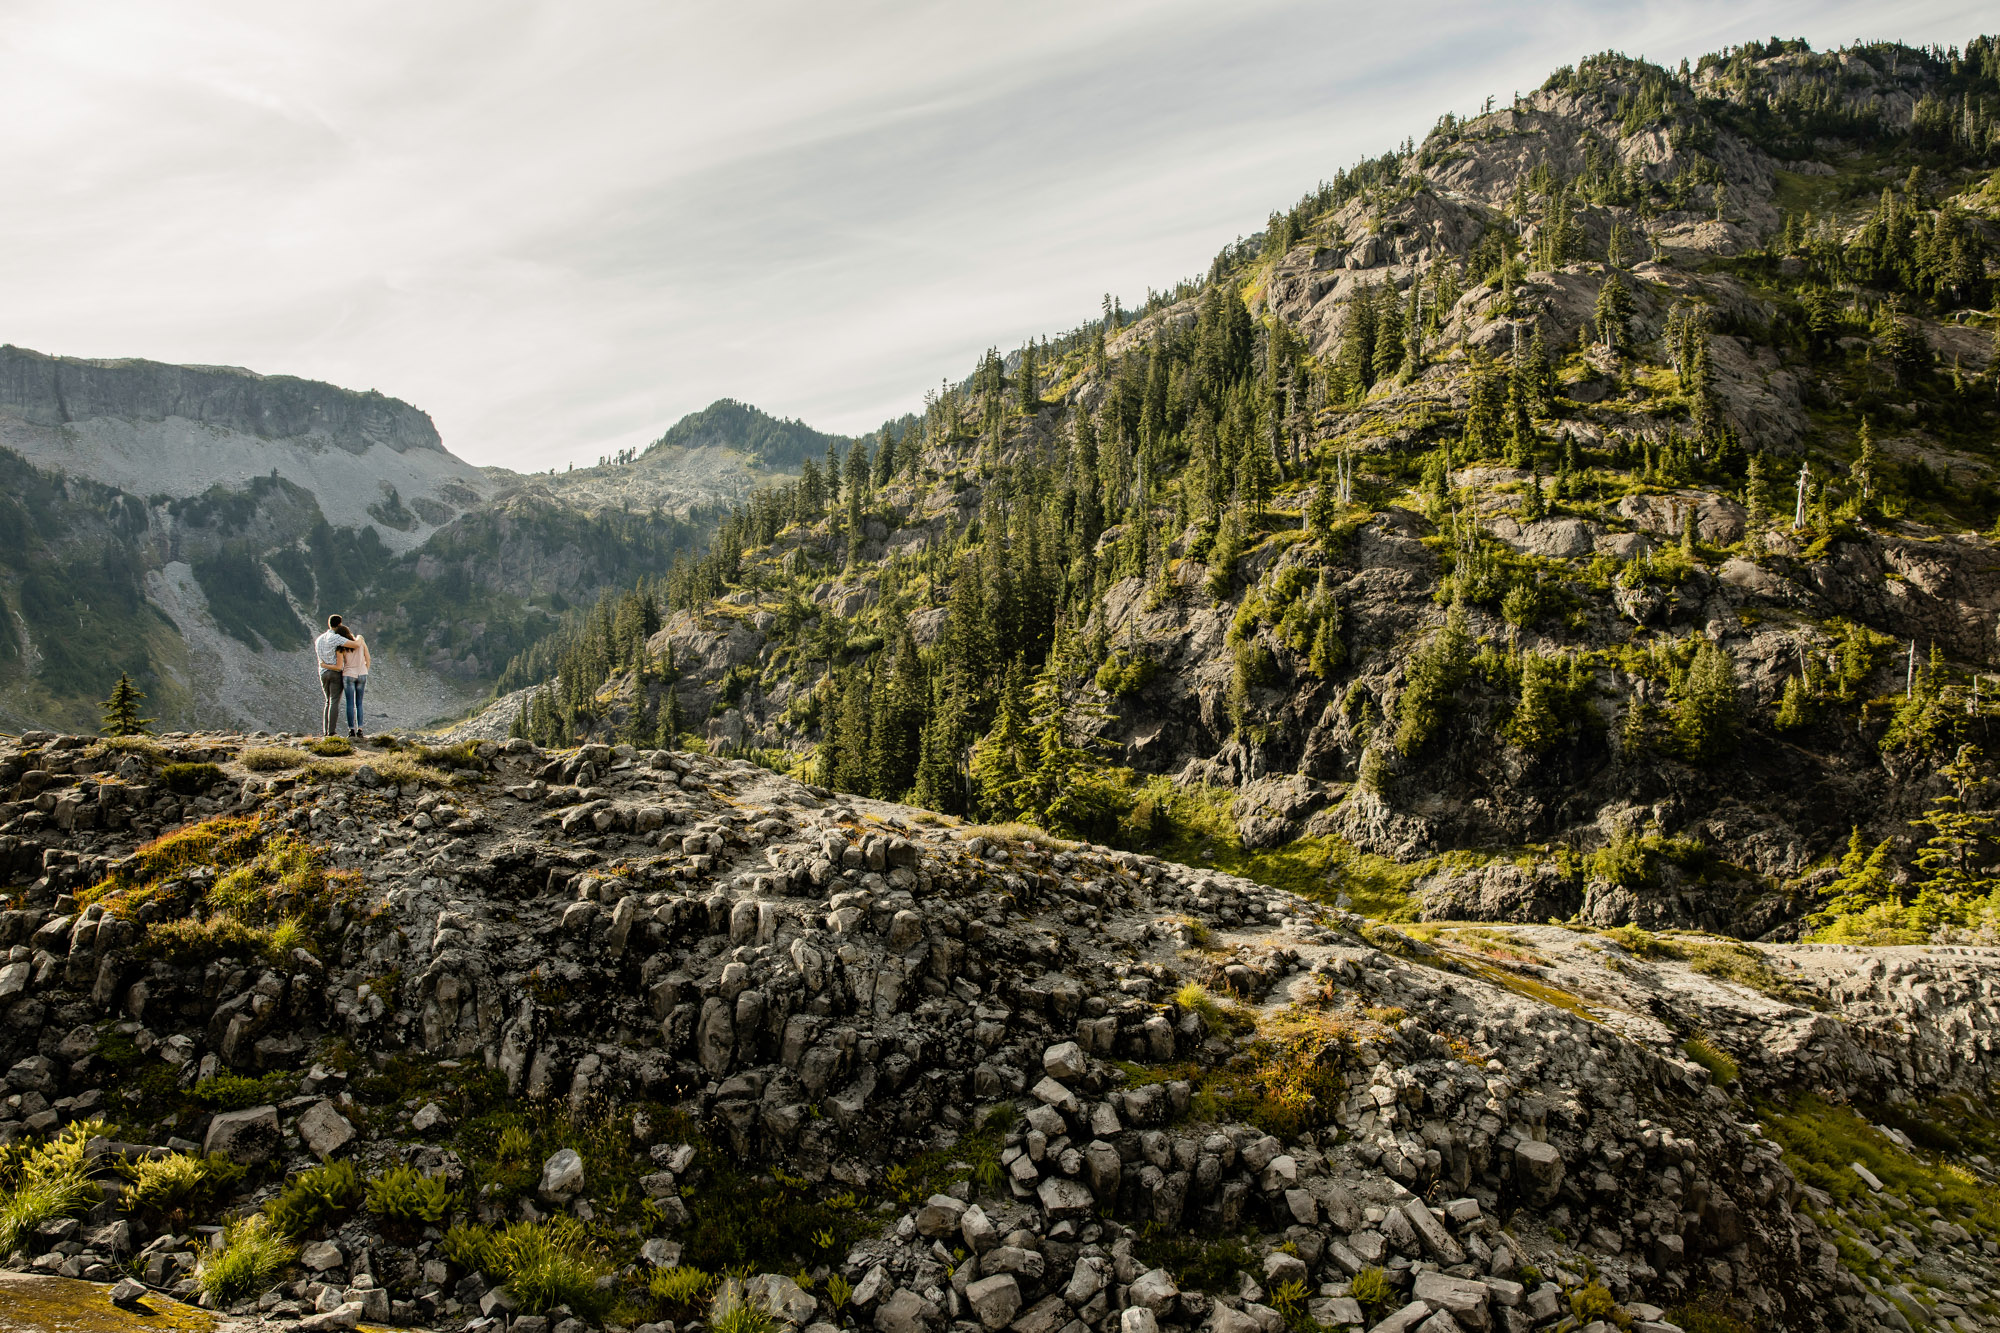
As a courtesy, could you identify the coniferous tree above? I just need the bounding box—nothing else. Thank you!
[1910,744,1998,929]
[872,424,896,488]
[1525,324,1556,416]
[100,672,152,737]
[913,679,967,816]
[1370,285,1405,385]
[1774,673,1814,731]
[1672,641,1737,761]
[973,660,1032,820]
[1744,453,1771,526]
[1463,354,1508,458]
[1505,377,1536,468]
[657,687,684,751]
[1594,271,1634,350]
[1395,600,1471,755]
[868,629,925,799]
[1305,459,1341,548]
[1851,419,1881,501]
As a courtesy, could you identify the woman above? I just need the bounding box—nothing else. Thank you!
[337,626,372,738]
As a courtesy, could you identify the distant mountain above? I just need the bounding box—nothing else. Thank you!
[648,398,850,470]
[0,347,713,733]
[533,398,853,517]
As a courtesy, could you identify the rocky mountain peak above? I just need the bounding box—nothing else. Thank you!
[0,345,445,455]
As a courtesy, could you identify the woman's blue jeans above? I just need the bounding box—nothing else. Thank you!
[343,677,366,729]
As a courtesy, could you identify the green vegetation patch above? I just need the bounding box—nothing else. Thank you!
[1761,1094,2000,1248]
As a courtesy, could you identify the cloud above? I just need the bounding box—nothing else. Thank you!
[0,0,1987,470]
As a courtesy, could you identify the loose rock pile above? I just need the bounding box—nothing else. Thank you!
[1,731,1998,1332]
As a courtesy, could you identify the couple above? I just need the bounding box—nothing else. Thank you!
[312,614,372,738]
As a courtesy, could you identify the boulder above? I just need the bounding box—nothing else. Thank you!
[873,1288,939,1333]
[1400,1198,1467,1265]
[300,1240,346,1272]
[1041,1041,1087,1080]
[539,1147,585,1200]
[1127,1268,1178,1315]
[914,1193,967,1238]
[747,1274,818,1326]
[961,1203,998,1254]
[1035,1177,1093,1219]
[295,1100,355,1159]
[1262,1251,1308,1289]
[965,1274,1022,1330]
[1513,1139,1565,1204]
[202,1104,280,1165]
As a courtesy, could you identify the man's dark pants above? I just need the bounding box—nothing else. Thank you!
[321,668,344,736]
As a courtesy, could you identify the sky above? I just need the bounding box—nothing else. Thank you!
[0,1,1990,472]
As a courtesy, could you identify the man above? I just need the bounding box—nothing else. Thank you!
[313,615,354,738]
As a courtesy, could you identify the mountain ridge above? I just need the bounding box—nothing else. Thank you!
[487,34,2000,950]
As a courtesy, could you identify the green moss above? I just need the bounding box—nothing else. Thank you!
[1089,775,1416,918]
[1130,1224,1258,1293]
[1760,1094,2000,1246]
[191,1071,296,1112]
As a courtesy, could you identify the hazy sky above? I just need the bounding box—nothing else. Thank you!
[2,2,1988,471]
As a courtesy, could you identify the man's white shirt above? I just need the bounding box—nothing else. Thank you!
[314,630,347,669]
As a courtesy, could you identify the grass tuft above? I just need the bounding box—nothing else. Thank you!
[1682,1036,1739,1086]
[0,1121,105,1253]
[195,1214,296,1303]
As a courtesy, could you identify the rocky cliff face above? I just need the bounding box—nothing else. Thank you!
[0,346,447,454]
[0,728,1996,1332]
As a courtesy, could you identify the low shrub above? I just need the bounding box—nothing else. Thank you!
[195,1214,296,1303]
[365,1163,455,1231]
[1569,1281,1629,1328]
[415,740,481,769]
[240,748,305,772]
[304,737,353,757]
[440,1220,501,1274]
[650,1265,716,1314]
[120,1151,245,1224]
[159,762,225,795]
[369,756,453,788]
[1350,1267,1392,1315]
[1129,1223,1256,1292]
[269,1161,363,1239]
[1666,1300,1753,1333]
[191,1072,296,1112]
[1175,980,1222,1021]
[0,1121,105,1253]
